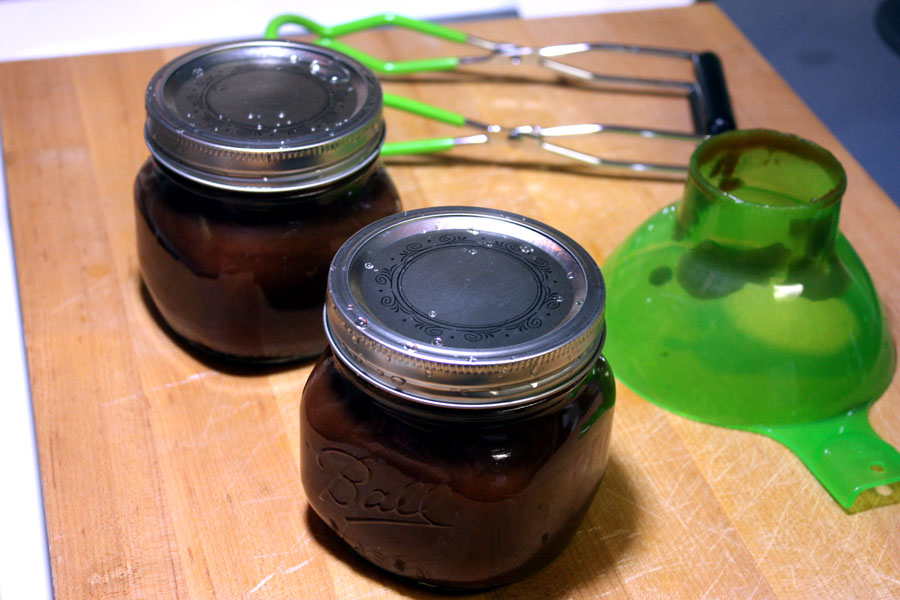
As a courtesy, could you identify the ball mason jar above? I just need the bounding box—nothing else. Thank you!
[135,40,400,362]
[301,206,615,588]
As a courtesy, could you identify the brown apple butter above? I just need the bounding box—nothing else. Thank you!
[301,207,616,588]
[135,40,400,362]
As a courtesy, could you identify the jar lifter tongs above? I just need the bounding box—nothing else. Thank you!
[264,13,737,177]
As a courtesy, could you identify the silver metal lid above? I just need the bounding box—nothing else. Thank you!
[144,40,384,191]
[325,206,607,410]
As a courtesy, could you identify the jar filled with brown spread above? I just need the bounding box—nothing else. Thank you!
[135,40,400,362]
[302,207,615,589]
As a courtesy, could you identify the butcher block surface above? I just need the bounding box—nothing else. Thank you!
[1,5,898,599]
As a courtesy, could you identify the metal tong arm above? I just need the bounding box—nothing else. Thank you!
[265,13,734,172]
[380,94,494,156]
[535,43,736,135]
[382,96,701,177]
[511,124,703,176]
[265,13,735,136]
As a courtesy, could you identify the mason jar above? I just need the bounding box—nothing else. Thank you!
[301,206,615,588]
[135,40,400,362]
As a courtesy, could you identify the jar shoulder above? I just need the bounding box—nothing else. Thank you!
[135,157,399,214]
[302,351,614,496]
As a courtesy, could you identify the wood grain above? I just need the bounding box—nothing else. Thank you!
[1,5,898,598]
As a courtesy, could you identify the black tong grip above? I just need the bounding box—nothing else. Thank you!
[689,51,736,136]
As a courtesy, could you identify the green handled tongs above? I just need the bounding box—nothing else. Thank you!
[264,13,737,176]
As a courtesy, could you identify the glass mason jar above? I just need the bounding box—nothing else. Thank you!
[135,40,401,362]
[301,207,616,588]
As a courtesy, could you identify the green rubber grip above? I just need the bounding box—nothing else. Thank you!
[264,13,465,73]
[318,39,459,74]
[264,14,327,38]
[383,93,466,127]
[265,13,467,42]
[265,15,471,157]
[325,13,467,42]
[381,138,458,156]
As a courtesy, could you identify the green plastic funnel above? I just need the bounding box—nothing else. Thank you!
[604,129,898,511]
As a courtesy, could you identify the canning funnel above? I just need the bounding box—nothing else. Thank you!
[604,129,898,511]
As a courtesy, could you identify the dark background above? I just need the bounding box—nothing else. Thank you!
[716,0,900,207]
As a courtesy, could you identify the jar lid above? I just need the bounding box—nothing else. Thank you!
[325,206,607,410]
[144,40,384,191]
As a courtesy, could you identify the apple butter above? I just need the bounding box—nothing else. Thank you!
[302,207,615,588]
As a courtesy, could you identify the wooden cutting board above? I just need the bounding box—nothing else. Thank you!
[1,4,898,599]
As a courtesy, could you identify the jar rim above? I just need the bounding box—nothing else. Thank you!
[324,206,607,409]
[144,39,385,192]
[689,129,848,211]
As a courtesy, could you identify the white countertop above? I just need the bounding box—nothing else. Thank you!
[0,133,52,600]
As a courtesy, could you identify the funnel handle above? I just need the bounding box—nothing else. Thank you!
[754,407,900,511]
